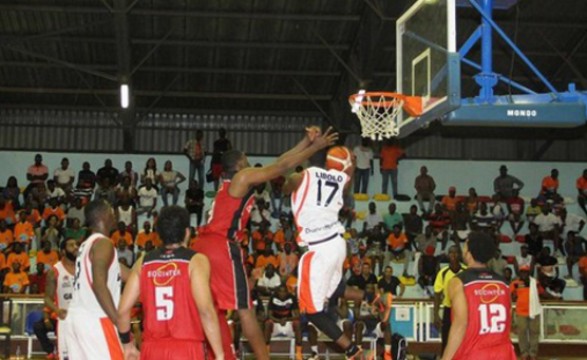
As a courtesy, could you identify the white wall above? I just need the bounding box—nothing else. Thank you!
[2,150,584,201]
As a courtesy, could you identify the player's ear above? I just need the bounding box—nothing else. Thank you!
[183,227,191,246]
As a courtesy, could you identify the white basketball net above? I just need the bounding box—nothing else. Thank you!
[350,93,403,141]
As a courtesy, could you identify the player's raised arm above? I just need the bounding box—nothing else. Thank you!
[440,277,467,360]
[229,127,338,198]
[90,237,119,324]
[191,253,224,360]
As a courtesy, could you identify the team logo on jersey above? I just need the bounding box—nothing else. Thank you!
[149,262,181,286]
[475,283,506,304]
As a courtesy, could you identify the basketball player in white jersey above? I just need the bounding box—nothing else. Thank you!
[284,146,365,359]
[35,237,79,359]
[64,199,129,360]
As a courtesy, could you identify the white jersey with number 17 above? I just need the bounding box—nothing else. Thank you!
[291,167,349,246]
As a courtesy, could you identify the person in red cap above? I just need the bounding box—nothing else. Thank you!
[510,265,543,360]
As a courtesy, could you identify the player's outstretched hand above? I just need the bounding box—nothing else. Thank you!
[305,126,322,142]
[312,126,339,149]
[123,343,140,360]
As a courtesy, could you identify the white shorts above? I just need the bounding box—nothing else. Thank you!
[271,321,295,338]
[298,236,347,314]
[57,319,68,360]
[373,322,386,338]
[63,311,124,360]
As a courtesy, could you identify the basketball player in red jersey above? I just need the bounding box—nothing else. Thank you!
[194,126,338,360]
[441,232,516,360]
[118,206,224,359]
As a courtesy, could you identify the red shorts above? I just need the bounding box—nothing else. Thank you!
[141,340,208,359]
[217,309,237,360]
[193,234,252,310]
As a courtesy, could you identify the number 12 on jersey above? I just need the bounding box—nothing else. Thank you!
[478,303,506,335]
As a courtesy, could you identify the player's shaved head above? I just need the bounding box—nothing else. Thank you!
[222,150,245,178]
[466,231,496,264]
[85,199,113,228]
[158,206,190,245]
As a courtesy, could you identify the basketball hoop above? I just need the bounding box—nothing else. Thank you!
[348,91,422,140]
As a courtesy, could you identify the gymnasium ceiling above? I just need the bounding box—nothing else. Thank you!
[0,0,586,131]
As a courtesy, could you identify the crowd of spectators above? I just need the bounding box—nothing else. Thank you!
[1,136,587,358]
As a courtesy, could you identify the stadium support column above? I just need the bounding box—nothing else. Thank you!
[474,0,498,104]
[114,0,135,152]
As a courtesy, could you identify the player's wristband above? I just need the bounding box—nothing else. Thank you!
[118,331,132,344]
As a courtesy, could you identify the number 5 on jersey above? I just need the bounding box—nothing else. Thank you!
[156,286,174,321]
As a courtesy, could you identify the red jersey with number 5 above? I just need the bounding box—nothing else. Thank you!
[140,247,205,342]
[452,268,516,360]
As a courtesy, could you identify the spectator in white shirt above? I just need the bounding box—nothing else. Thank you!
[116,239,134,267]
[364,202,383,232]
[46,180,66,205]
[353,138,374,194]
[559,208,586,238]
[256,264,282,296]
[250,199,271,231]
[53,157,75,193]
[514,244,534,276]
[533,203,563,256]
[66,197,85,227]
[137,178,158,218]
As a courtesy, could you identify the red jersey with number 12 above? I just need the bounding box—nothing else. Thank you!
[452,268,516,360]
[140,247,205,342]
[199,179,255,242]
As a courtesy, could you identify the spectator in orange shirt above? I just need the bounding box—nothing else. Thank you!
[24,153,49,201]
[386,224,411,277]
[7,242,30,272]
[135,221,160,250]
[42,198,66,224]
[278,243,298,279]
[579,254,587,300]
[441,186,461,215]
[379,139,405,197]
[540,169,561,203]
[273,218,295,251]
[0,220,13,252]
[111,221,133,247]
[510,266,543,360]
[3,261,29,294]
[23,202,42,228]
[36,240,59,269]
[254,248,279,271]
[14,211,35,247]
[286,269,298,295]
[0,247,6,269]
[0,197,16,225]
[576,169,587,216]
[252,224,274,253]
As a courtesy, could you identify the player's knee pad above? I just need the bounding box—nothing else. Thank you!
[306,312,343,342]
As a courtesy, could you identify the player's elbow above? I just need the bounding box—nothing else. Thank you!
[197,303,216,324]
